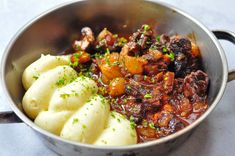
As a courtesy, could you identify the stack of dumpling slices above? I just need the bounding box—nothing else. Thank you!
[22,54,137,146]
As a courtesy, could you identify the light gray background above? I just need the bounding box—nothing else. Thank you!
[0,0,235,156]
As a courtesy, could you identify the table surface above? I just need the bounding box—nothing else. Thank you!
[1,0,235,156]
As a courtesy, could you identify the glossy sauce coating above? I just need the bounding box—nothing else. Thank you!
[64,25,209,143]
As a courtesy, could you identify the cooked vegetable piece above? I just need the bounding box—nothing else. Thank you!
[98,53,123,82]
[108,77,126,97]
[70,51,91,64]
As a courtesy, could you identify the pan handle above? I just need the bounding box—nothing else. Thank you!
[212,30,235,82]
[0,111,22,123]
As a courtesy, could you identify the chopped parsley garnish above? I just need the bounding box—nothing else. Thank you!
[149,122,155,129]
[93,53,104,59]
[113,34,118,38]
[70,61,79,68]
[117,37,127,46]
[143,24,150,31]
[56,78,65,86]
[142,120,148,127]
[73,52,82,58]
[72,118,78,124]
[156,35,161,42]
[106,48,110,55]
[82,124,87,129]
[111,112,116,118]
[55,56,61,61]
[98,77,103,83]
[60,93,70,99]
[112,61,120,66]
[165,52,175,61]
[105,57,111,66]
[75,44,82,51]
[117,118,121,123]
[101,140,107,144]
[130,116,136,129]
[144,93,152,99]
[32,75,39,80]
[126,85,131,90]
[162,47,168,53]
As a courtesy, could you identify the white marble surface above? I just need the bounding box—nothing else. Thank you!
[0,0,235,156]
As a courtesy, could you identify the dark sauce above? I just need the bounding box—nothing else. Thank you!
[63,25,209,143]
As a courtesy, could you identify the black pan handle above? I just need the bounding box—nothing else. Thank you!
[213,30,235,82]
[0,111,22,123]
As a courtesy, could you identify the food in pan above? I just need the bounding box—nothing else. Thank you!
[22,24,209,145]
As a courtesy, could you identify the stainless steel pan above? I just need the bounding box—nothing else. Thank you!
[1,0,235,155]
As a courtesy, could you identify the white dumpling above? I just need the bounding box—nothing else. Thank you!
[22,54,138,146]
[60,95,110,144]
[94,111,137,146]
[22,66,77,119]
[22,54,71,89]
[49,76,98,112]
[34,111,73,135]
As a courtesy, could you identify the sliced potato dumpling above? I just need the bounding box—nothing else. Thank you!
[22,53,138,146]
[94,111,137,146]
[22,54,70,89]
[60,95,110,144]
[49,76,98,112]
[22,66,77,119]
[35,111,73,135]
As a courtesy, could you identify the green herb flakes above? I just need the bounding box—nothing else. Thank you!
[142,120,148,127]
[112,61,120,66]
[149,122,155,129]
[165,52,175,61]
[126,85,131,90]
[111,112,116,118]
[156,35,161,42]
[130,116,136,129]
[143,24,150,31]
[56,78,65,86]
[75,44,82,51]
[60,93,70,99]
[82,124,87,129]
[106,48,110,55]
[72,118,78,124]
[144,93,152,99]
[70,61,79,68]
[162,47,168,53]
[105,57,111,66]
[32,75,39,80]
[101,140,107,144]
